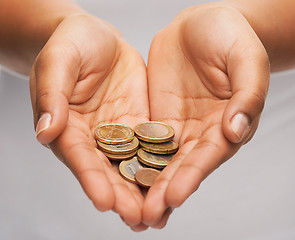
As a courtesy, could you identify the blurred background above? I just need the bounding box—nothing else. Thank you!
[1,0,295,239]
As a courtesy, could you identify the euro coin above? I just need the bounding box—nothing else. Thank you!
[95,123,134,144]
[139,140,178,154]
[97,137,139,154]
[119,157,144,183]
[135,168,161,188]
[103,150,137,161]
[137,148,173,169]
[134,121,174,143]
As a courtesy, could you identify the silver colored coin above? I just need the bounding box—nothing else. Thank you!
[119,157,144,183]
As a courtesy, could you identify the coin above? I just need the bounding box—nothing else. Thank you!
[97,137,139,155]
[137,148,174,168]
[139,140,178,154]
[134,168,161,188]
[134,121,174,143]
[119,157,144,183]
[103,150,137,161]
[95,123,134,144]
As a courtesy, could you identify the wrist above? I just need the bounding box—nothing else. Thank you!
[24,6,86,53]
[0,1,85,74]
[222,0,295,71]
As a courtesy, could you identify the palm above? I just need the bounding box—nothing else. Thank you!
[143,6,268,227]
[149,15,238,179]
[57,47,148,226]
[30,15,149,229]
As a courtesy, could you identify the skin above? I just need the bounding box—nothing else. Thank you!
[142,0,295,228]
[1,1,151,230]
[225,0,295,72]
[1,0,295,232]
[30,14,150,231]
[0,0,82,74]
[143,4,269,228]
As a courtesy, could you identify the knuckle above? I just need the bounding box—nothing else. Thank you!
[35,45,64,69]
[35,90,61,113]
[35,41,80,73]
[247,90,266,112]
[153,175,170,191]
[35,88,68,116]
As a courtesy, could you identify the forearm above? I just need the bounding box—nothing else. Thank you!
[224,0,295,72]
[0,0,84,74]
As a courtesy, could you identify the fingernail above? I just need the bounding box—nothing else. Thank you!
[36,113,52,136]
[131,223,149,232]
[230,113,249,142]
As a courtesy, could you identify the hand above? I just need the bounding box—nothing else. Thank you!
[30,13,149,231]
[143,4,270,228]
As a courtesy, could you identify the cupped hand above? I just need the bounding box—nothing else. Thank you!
[30,13,149,231]
[143,4,270,228]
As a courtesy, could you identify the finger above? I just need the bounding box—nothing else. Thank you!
[142,141,196,226]
[50,126,115,212]
[93,152,145,227]
[165,125,239,208]
[142,160,180,226]
[108,139,147,227]
[151,207,174,229]
[102,155,145,227]
[30,41,81,145]
[103,164,144,227]
[222,35,270,144]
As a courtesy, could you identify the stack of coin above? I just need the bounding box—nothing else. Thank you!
[95,123,139,161]
[94,122,178,188]
[134,122,178,169]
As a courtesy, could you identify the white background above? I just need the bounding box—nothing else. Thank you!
[1,0,295,239]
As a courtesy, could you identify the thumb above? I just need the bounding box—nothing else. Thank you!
[222,46,270,144]
[30,43,80,145]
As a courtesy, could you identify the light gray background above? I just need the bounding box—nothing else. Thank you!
[1,0,295,239]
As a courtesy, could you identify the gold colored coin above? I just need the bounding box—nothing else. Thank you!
[97,137,139,155]
[95,123,134,144]
[119,157,144,183]
[139,140,178,154]
[103,150,137,161]
[137,148,173,169]
[134,121,174,143]
[135,168,161,188]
